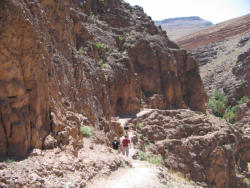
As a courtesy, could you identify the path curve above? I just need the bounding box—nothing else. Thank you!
[86,109,166,188]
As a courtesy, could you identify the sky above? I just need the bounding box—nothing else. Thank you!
[124,0,250,24]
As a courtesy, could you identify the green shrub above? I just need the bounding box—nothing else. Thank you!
[243,178,249,184]
[99,59,104,66]
[98,59,108,68]
[96,42,105,49]
[138,151,148,161]
[78,47,84,54]
[99,0,104,2]
[90,10,94,18]
[223,106,236,124]
[136,122,141,130]
[208,91,227,117]
[237,96,249,105]
[80,126,92,137]
[147,155,163,165]
[209,93,249,124]
[138,151,163,165]
[139,98,143,105]
[118,36,124,41]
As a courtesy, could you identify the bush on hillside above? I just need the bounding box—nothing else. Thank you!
[138,151,163,165]
[208,92,249,124]
[208,91,228,117]
[136,122,141,130]
[223,106,236,124]
[237,96,249,105]
[80,126,92,138]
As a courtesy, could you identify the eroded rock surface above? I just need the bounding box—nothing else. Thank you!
[0,0,206,158]
[127,109,250,188]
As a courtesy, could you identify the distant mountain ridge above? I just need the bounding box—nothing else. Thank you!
[176,14,250,50]
[155,16,213,41]
[155,16,212,25]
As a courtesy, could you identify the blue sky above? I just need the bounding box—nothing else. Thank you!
[124,0,250,23]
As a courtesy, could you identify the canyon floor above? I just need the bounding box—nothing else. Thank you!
[0,109,201,188]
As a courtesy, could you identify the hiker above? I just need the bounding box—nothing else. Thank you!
[124,124,129,135]
[112,137,120,151]
[122,135,131,157]
[124,124,129,131]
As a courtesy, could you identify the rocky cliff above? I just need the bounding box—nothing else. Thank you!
[0,0,207,158]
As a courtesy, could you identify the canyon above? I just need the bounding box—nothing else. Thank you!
[0,0,249,188]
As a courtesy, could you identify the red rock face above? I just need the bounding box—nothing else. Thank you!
[0,0,206,158]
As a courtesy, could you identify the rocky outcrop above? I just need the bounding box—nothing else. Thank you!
[235,100,250,122]
[128,109,250,188]
[232,48,250,100]
[0,140,131,187]
[0,0,206,158]
[235,101,250,188]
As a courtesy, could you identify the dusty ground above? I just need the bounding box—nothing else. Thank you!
[86,160,165,188]
[0,136,128,188]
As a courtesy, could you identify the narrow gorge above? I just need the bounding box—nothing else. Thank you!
[0,0,249,188]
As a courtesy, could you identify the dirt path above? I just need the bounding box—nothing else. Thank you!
[86,160,165,188]
[117,108,153,157]
[117,108,153,127]
[86,109,166,188]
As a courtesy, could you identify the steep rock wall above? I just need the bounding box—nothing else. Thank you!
[0,0,207,158]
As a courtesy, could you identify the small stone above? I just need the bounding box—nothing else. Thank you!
[30,149,43,157]
[0,163,7,169]
[53,169,63,177]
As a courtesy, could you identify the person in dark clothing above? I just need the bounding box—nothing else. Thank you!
[124,124,129,131]
[112,137,120,150]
